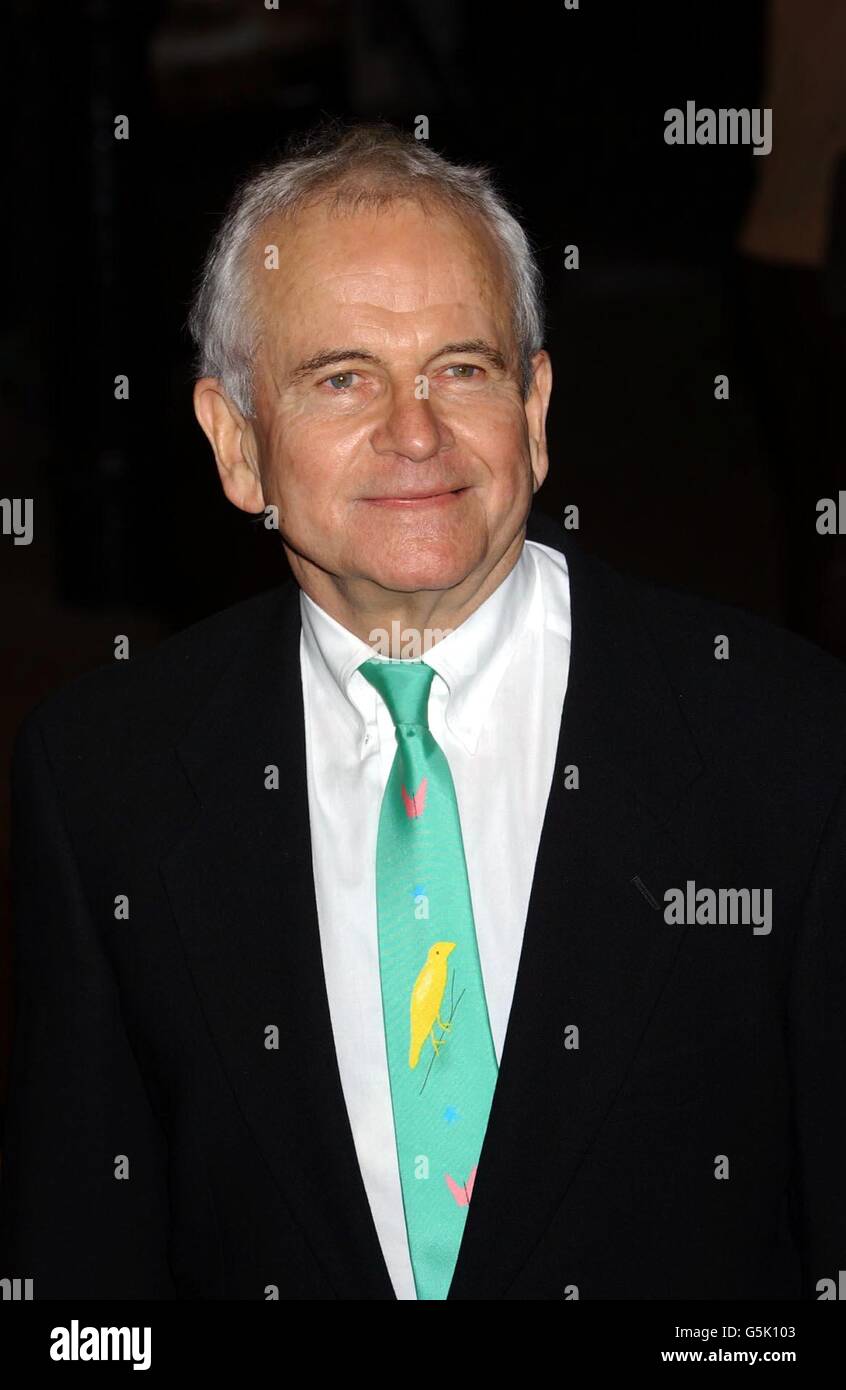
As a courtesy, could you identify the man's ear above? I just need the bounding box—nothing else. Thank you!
[524,349,552,494]
[192,378,265,514]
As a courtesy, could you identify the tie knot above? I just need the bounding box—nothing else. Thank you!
[357,657,436,730]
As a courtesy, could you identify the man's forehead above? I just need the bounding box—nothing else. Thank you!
[254,199,506,312]
[247,204,515,389]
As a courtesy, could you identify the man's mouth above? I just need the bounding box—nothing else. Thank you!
[361,487,468,508]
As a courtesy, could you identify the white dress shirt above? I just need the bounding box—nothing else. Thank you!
[299,537,572,1299]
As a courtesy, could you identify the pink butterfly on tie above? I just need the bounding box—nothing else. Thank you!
[401,777,428,819]
[445,1164,478,1207]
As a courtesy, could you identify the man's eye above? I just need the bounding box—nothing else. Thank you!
[323,372,359,391]
[444,364,481,379]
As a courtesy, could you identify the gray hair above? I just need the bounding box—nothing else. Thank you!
[186,119,545,418]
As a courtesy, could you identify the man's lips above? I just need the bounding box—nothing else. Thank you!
[361,487,468,507]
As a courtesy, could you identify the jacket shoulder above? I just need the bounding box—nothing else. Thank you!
[630,564,846,686]
[618,560,846,758]
[14,582,294,760]
[533,506,846,711]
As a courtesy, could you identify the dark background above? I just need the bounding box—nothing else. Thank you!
[1,0,845,1099]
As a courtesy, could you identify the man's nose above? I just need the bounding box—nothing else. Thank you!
[370,384,453,462]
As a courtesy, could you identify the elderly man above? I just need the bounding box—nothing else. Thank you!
[1,120,845,1302]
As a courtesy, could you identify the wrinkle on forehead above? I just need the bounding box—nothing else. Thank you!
[264,199,503,296]
[302,269,478,315]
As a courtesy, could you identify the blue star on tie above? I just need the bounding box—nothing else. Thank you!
[443,1106,460,1125]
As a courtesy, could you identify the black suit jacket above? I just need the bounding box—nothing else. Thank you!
[2,505,846,1300]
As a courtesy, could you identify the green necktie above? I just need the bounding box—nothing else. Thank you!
[357,656,499,1300]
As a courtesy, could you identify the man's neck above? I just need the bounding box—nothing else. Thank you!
[289,529,526,657]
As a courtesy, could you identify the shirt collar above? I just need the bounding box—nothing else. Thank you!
[299,541,537,755]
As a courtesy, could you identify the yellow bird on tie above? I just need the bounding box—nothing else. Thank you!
[409,942,456,1068]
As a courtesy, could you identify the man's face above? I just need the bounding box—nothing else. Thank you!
[209,198,550,598]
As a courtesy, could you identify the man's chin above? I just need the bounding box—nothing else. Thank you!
[359,560,473,595]
[354,524,483,595]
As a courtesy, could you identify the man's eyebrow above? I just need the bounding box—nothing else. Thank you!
[287,348,383,385]
[286,339,509,385]
[432,340,509,371]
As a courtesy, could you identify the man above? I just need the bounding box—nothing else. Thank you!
[1,120,845,1301]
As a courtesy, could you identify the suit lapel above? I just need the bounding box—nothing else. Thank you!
[160,509,708,1300]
